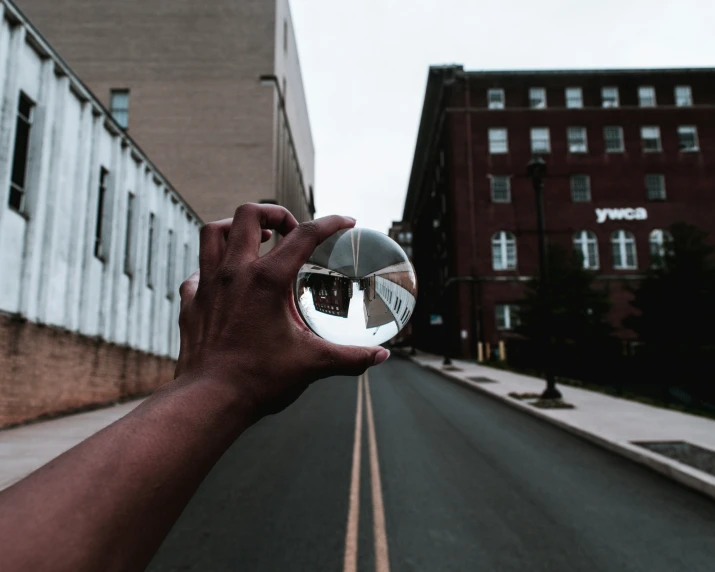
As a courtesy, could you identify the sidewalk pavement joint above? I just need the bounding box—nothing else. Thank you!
[406,351,715,502]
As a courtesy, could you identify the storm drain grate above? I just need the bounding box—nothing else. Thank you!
[633,441,715,477]
[468,376,497,383]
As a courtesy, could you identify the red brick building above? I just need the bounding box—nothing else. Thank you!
[402,65,715,359]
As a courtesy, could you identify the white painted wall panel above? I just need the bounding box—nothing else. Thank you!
[0,4,202,358]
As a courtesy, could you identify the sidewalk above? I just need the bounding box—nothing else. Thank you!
[0,400,144,491]
[408,351,715,500]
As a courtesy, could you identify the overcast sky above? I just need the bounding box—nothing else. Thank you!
[291,0,714,234]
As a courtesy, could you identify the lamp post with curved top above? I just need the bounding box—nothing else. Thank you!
[527,156,562,400]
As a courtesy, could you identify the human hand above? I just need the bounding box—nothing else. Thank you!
[174,204,390,422]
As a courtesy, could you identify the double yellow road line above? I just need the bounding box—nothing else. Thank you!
[343,371,390,572]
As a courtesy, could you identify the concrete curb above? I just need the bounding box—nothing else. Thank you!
[408,357,715,502]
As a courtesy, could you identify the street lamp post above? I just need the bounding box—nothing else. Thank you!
[527,157,562,400]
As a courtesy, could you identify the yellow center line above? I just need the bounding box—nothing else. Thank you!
[343,374,364,572]
[365,370,391,572]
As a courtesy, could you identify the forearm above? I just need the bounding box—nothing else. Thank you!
[0,374,252,572]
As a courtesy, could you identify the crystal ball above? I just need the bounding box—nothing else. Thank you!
[294,228,417,347]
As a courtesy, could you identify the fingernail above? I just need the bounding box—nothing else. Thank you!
[345,216,357,223]
[373,348,390,366]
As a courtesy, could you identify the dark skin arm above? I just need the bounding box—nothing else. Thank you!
[0,204,389,572]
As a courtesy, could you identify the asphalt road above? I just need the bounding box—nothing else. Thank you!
[148,357,715,572]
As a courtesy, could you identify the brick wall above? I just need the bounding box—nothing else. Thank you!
[0,312,175,428]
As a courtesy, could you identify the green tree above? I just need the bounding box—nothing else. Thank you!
[515,246,614,378]
[625,223,715,379]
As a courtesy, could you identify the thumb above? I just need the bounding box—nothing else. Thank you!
[319,344,391,378]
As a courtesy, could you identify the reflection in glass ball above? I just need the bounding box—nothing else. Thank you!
[294,228,418,347]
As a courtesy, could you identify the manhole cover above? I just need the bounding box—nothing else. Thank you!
[468,376,497,383]
[633,441,715,477]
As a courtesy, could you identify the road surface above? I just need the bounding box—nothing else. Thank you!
[149,356,715,571]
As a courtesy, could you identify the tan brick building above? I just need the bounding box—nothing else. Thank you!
[17,0,316,224]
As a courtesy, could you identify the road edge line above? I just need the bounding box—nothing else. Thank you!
[407,357,715,502]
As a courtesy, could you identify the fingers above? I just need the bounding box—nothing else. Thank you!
[179,270,200,313]
[199,219,233,278]
[224,203,299,265]
[262,229,273,242]
[269,215,357,281]
[316,342,390,378]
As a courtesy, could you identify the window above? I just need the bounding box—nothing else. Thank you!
[573,230,599,269]
[166,229,175,299]
[641,126,661,152]
[488,88,505,109]
[567,127,588,153]
[611,230,637,270]
[146,213,156,288]
[124,193,135,275]
[565,87,583,109]
[638,86,656,107]
[649,229,672,265]
[678,126,699,152]
[495,304,520,331]
[9,93,35,213]
[602,87,619,108]
[94,168,109,260]
[110,89,130,129]
[530,128,551,153]
[645,174,666,201]
[570,175,591,202]
[675,85,693,107]
[529,87,547,109]
[183,243,191,282]
[604,126,624,152]
[490,176,511,203]
[492,231,517,270]
[489,128,508,154]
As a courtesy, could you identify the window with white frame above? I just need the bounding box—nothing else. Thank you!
[604,126,624,152]
[166,229,175,299]
[675,85,693,107]
[94,168,110,261]
[110,89,130,129]
[490,176,511,203]
[573,230,600,269]
[638,86,656,107]
[565,87,583,108]
[9,93,35,213]
[571,175,591,202]
[611,230,637,269]
[641,126,661,152]
[495,304,520,330]
[529,87,547,109]
[124,192,135,276]
[488,88,505,109]
[489,128,508,154]
[567,127,588,153]
[649,229,672,265]
[530,128,551,153]
[183,243,191,283]
[602,87,619,108]
[645,174,666,200]
[147,213,156,288]
[678,125,699,151]
[492,231,517,270]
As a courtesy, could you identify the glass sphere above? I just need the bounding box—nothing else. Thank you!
[294,228,417,347]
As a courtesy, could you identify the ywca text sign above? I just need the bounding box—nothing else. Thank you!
[596,208,648,224]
